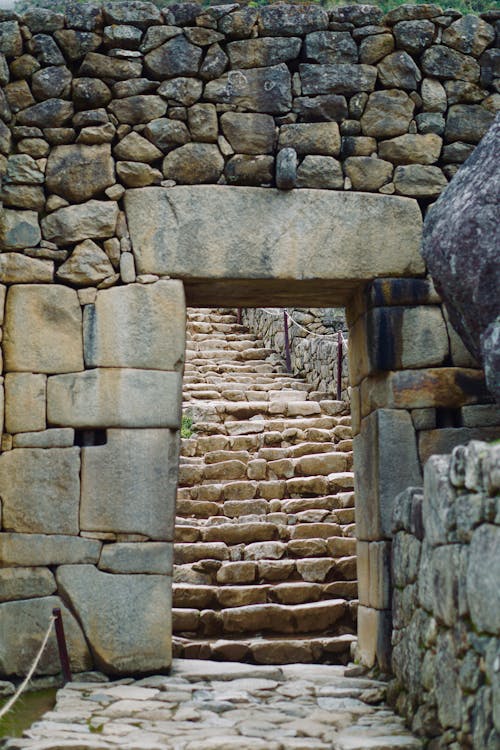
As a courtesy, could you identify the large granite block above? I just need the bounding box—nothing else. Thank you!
[81,429,179,540]
[3,285,83,374]
[84,281,185,371]
[0,448,80,534]
[5,372,46,433]
[0,533,101,566]
[57,565,172,674]
[47,368,182,428]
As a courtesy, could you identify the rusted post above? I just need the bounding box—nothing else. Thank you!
[52,608,72,686]
[337,331,343,402]
[284,310,291,373]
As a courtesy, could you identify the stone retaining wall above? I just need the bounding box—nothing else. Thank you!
[242,308,350,399]
[389,441,500,749]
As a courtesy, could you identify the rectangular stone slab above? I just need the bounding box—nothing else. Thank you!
[47,368,182,428]
[81,429,179,540]
[124,186,424,306]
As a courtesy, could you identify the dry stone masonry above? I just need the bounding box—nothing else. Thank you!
[243,308,350,400]
[389,441,500,750]
[174,309,356,665]
[0,0,498,686]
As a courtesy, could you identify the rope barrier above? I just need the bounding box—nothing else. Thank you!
[258,308,348,346]
[0,615,56,721]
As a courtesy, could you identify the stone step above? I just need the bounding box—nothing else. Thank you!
[172,633,357,664]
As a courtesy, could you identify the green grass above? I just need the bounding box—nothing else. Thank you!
[181,415,194,440]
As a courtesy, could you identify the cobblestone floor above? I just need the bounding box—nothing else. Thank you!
[4,661,423,750]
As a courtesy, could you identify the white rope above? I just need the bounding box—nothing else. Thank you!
[258,308,348,345]
[0,615,56,721]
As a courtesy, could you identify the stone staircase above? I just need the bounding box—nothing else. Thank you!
[173,309,357,665]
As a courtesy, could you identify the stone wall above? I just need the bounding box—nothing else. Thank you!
[0,1,499,679]
[389,441,500,749]
[242,308,350,399]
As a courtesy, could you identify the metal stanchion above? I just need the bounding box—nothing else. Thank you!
[52,608,72,686]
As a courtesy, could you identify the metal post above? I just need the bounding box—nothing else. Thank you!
[284,310,291,373]
[337,331,343,402]
[52,608,72,685]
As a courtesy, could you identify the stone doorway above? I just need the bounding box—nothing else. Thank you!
[1,184,491,678]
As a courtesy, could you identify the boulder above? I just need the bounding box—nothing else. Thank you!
[422,116,500,401]
[220,112,276,154]
[145,36,202,78]
[227,37,301,69]
[162,143,224,184]
[0,208,41,249]
[46,144,115,203]
[204,64,291,114]
[41,199,119,244]
[361,89,414,138]
[56,239,115,287]
[304,31,357,64]
[56,565,171,674]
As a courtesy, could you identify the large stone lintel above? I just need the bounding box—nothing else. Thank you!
[125,186,424,306]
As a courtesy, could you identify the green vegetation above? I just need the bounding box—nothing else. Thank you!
[12,0,500,15]
[181,415,194,439]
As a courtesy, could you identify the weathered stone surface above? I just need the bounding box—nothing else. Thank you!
[125,187,424,294]
[0,596,91,676]
[225,154,274,187]
[188,103,218,143]
[42,200,119,244]
[258,4,328,36]
[0,208,41,250]
[158,77,202,106]
[1,183,45,211]
[394,164,447,197]
[220,113,276,155]
[0,448,80,535]
[293,94,348,122]
[467,524,500,635]
[79,52,143,80]
[344,156,393,191]
[444,104,495,143]
[394,19,435,55]
[304,31,358,64]
[278,123,340,156]
[422,116,499,399]
[0,567,56,603]
[31,65,72,101]
[200,42,228,81]
[300,63,376,95]
[4,154,44,185]
[13,428,74,448]
[0,254,50,286]
[108,94,167,125]
[361,90,414,138]
[296,155,343,190]
[99,543,173,574]
[103,1,162,28]
[145,35,202,78]
[422,44,480,81]
[421,77,447,112]
[379,133,442,164]
[354,409,422,540]
[81,429,178,539]
[0,533,101,567]
[442,15,495,57]
[227,37,301,69]
[276,147,297,190]
[57,239,115,287]
[359,33,395,65]
[47,368,182,428]
[57,565,171,674]
[84,280,185,370]
[117,161,162,187]
[16,98,74,128]
[205,64,291,114]
[46,144,115,203]
[163,143,224,184]
[0,20,22,57]
[54,29,101,62]
[378,51,422,90]
[3,284,83,374]
[144,117,190,152]
[73,77,112,110]
[5,372,46,433]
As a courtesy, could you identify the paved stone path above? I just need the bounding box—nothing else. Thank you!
[174,309,357,664]
[4,661,422,750]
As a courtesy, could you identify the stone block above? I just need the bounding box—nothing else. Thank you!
[361,368,489,417]
[461,404,500,428]
[41,199,119,244]
[357,540,370,606]
[3,285,83,374]
[0,596,92,676]
[418,543,460,627]
[81,429,179,540]
[467,524,500,635]
[98,543,173,574]
[356,605,392,671]
[354,409,422,540]
[57,564,172,674]
[349,306,449,386]
[0,254,53,284]
[369,541,392,609]
[0,448,80,534]
[5,372,46,434]
[125,187,424,307]
[12,428,74,448]
[0,533,101,566]
[0,567,55,602]
[419,426,500,466]
[83,280,185,371]
[47,368,182,428]
[0,208,41,250]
